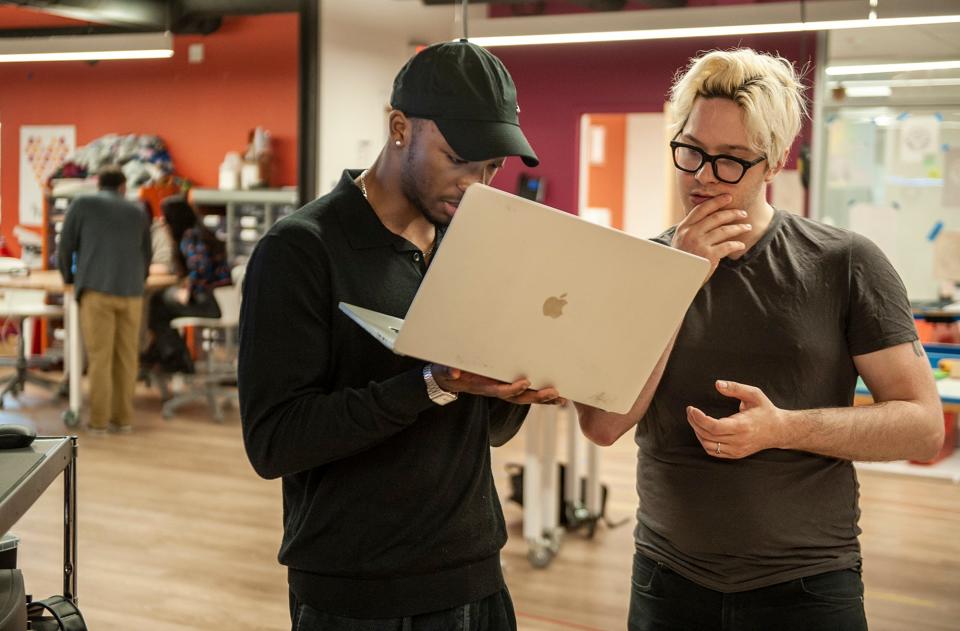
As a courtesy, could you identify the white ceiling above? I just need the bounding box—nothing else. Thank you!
[329,1,960,69]
[828,23,960,63]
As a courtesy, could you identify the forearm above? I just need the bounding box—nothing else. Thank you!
[782,399,944,462]
[239,366,433,478]
[238,232,434,478]
[488,399,529,446]
[143,227,153,278]
[58,224,76,281]
[578,329,679,446]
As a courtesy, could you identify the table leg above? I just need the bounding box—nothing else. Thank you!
[65,291,82,425]
[63,436,78,604]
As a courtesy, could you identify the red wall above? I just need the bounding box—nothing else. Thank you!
[491,33,816,215]
[0,12,298,255]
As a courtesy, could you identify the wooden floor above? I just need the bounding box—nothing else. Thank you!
[6,381,960,630]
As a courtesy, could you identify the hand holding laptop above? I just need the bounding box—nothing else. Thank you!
[431,363,567,405]
[339,184,708,414]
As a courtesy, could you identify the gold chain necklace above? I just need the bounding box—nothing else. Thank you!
[358,169,369,199]
[358,169,436,260]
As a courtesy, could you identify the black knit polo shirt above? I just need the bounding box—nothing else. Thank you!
[238,170,528,618]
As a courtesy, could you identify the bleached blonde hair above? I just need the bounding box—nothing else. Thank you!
[668,48,808,167]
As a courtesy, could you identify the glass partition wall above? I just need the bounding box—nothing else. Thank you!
[818,104,960,302]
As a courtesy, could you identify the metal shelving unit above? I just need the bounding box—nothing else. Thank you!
[189,188,299,265]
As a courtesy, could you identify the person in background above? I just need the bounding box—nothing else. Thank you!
[239,40,563,630]
[58,164,152,434]
[147,215,175,275]
[139,176,184,274]
[142,195,230,374]
[576,48,943,631]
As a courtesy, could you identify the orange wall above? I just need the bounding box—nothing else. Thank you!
[0,13,299,255]
[586,114,626,230]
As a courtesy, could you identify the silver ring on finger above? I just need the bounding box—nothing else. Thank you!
[715,442,721,455]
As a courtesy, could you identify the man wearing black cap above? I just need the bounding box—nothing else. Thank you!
[239,40,557,629]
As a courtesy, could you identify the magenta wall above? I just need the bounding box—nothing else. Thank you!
[490,34,817,215]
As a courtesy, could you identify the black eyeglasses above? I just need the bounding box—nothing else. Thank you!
[669,140,766,184]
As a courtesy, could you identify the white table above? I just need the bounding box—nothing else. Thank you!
[0,270,177,425]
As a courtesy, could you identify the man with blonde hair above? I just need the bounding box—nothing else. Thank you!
[577,48,942,629]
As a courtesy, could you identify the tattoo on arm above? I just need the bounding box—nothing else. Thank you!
[913,340,925,358]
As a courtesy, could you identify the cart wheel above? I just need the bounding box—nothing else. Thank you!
[62,409,79,427]
[527,545,554,569]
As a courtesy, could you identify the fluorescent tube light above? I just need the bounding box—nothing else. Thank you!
[0,32,173,63]
[830,78,960,88]
[469,14,960,48]
[842,85,893,97]
[826,60,960,76]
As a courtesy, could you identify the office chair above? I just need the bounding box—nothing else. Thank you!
[0,258,65,408]
[159,266,244,422]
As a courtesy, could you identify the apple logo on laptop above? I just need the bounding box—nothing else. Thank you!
[542,293,567,319]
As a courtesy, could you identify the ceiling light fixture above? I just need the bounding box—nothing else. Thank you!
[829,77,960,88]
[841,85,893,97]
[468,14,960,48]
[0,32,173,63]
[825,59,960,76]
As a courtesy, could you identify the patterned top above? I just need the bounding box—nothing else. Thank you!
[181,227,231,299]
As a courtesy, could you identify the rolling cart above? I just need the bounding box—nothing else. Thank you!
[0,436,79,605]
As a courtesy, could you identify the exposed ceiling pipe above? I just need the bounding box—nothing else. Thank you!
[180,0,299,15]
[4,0,171,29]
[420,0,686,9]
[0,0,299,35]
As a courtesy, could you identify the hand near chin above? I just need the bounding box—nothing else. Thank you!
[672,194,751,281]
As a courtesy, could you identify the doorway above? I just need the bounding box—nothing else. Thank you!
[577,111,677,237]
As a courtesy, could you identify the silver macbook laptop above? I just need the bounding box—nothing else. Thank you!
[340,183,708,413]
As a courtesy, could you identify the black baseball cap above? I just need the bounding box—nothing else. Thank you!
[390,39,539,167]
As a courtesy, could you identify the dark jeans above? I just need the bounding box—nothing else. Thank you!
[628,552,868,631]
[289,588,517,631]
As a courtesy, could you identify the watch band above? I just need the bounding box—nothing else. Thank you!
[423,364,458,406]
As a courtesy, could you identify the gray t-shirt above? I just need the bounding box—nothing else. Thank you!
[637,209,917,593]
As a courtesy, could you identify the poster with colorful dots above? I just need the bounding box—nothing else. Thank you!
[19,125,75,226]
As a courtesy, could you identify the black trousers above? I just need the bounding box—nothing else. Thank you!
[147,285,220,335]
[289,588,517,631]
[628,552,868,631]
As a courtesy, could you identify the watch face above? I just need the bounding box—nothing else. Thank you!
[424,364,457,405]
[433,390,457,405]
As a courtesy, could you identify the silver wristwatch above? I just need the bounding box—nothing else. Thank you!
[423,364,458,406]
